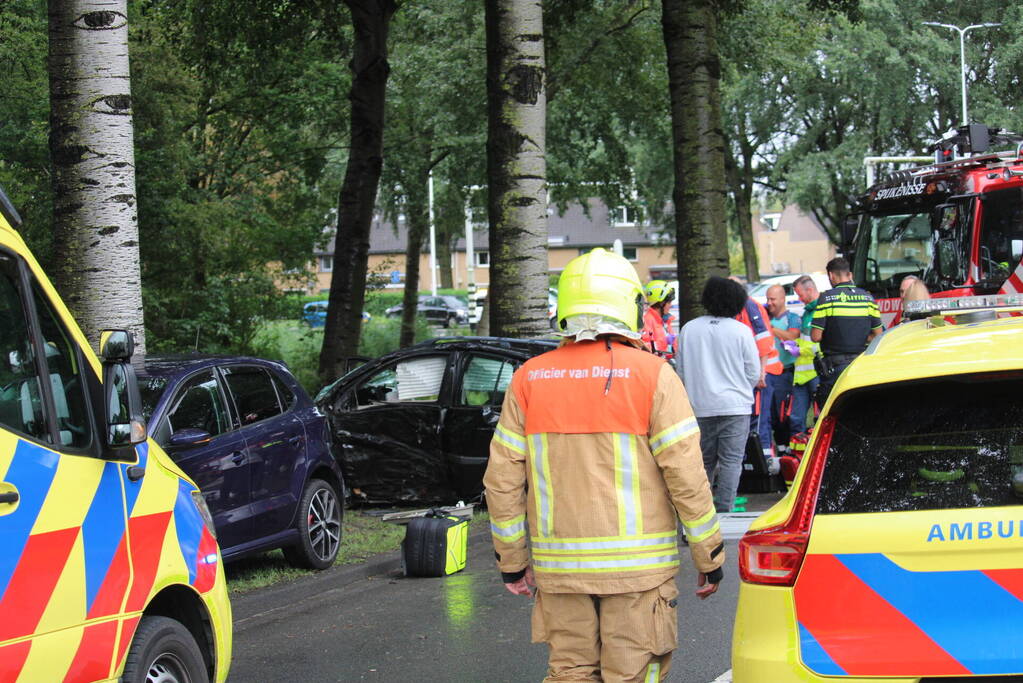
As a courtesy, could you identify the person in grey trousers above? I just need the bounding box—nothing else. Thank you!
[677,276,760,513]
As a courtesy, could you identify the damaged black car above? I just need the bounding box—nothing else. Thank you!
[315,336,557,504]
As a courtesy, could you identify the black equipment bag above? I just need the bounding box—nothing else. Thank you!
[738,431,785,494]
[401,510,469,577]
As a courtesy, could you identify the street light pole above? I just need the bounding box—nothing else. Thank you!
[428,170,437,296]
[922,21,1001,126]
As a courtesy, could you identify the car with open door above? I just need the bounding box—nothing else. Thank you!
[315,336,556,504]
[732,294,1023,681]
[138,356,345,569]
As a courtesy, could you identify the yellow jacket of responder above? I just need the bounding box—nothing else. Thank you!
[484,338,725,594]
[793,299,820,386]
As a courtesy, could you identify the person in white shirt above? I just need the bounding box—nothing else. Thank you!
[677,276,760,513]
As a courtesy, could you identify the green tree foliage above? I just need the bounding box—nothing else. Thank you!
[0,2,54,260]
[130,0,349,352]
[378,2,482,346]
[772,0,1019,242]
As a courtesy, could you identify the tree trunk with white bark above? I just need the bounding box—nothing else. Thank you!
[485,0,550,338]
[48,0,145,357]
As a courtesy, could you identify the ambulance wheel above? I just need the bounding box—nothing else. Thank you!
[283,478,342,570]
[122,615,209,683]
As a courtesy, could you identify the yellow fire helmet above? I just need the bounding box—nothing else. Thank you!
[557,248,645,332]
[644,279,675,305]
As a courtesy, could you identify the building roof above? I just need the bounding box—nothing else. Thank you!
[316,198,668,256]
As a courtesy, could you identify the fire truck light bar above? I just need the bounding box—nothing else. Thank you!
[904,294,1023,319]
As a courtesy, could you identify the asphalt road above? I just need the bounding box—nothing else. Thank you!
[229,511,764,683]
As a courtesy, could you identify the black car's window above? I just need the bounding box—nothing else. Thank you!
[459,356,515,406]
[140,376,169,422]
[164,370,231,440]
[222,366,282,425]
[816,374,1023,515]
[270,371,297,410]
[355,355,446,407]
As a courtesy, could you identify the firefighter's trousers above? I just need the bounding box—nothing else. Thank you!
[531,577,679,682]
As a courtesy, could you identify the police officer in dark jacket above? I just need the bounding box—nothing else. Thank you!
[810,257,882,404]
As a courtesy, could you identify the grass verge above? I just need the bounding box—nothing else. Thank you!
[225,509,490,594]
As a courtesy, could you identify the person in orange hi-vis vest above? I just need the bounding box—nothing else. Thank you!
[641,279,675,357]
[484,249,724,683]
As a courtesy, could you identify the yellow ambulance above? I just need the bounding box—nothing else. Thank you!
[0,187,231,682]
[733,295,1023,681]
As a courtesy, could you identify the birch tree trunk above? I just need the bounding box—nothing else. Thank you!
[48,0,145,357]
[319,0,397,384]
[485,0,549,338]
[662,0,729,324]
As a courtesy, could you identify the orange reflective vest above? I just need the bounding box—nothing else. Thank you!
[641,306,669,354]
[736,299,782,375]
[484,338,725,594]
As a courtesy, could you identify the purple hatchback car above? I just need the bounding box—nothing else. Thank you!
[139,355,344,569]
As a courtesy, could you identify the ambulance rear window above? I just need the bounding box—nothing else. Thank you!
[816,374,1023,514]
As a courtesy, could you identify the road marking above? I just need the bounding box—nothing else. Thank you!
[719,512,759,539]
[710,669,732,682]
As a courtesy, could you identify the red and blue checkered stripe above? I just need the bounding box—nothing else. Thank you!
[796,552,1023,676]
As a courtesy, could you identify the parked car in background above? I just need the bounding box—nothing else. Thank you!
[316,336,557,504]
[303,300,370,328]
[749,273,831,316]
[139,355,345,569]
[385,295,469,327]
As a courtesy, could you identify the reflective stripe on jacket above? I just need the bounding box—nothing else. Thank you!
[484,339,724,594]
[737,299,782,375]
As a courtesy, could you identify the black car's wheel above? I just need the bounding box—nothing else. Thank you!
[283,479,342,569]
[121,616,209,683]
[445,313,456,328]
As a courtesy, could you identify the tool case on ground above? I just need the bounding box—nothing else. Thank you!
[738,431,785,494]
[402,509,469,577]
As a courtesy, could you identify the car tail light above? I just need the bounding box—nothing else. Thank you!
[738,416,835,586]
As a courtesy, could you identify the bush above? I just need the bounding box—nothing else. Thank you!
[358,315,434,359]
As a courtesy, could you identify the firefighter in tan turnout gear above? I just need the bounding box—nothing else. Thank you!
[484,249,725,683]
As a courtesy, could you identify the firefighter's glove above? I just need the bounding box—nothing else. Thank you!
[782,340,799,356]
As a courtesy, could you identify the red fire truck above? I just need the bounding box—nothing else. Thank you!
[844,124,1023,326]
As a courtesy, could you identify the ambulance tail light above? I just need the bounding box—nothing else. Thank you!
[738,416,835,586]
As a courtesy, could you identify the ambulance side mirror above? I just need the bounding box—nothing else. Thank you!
[99,329,147,449]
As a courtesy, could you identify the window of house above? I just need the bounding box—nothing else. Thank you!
[623,247,638,261]
[319,256,333,273]
[475,251,490,267]
[613,206,642,227]
[761,214,781,231]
